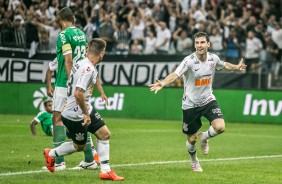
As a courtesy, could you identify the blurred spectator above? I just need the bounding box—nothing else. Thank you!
[97,12,116,52]
[151,18,171,54]
[245,16,257,33]
[13,15,26,48]
[172,27,193,54]
[128,7,145,44]
[38,29,50,51]
[33,19,61,52]
[209,26,224,52]
[24,11,39,49]
[143,30,156,54]
[224,29,241,64]
[114,22,130,55]
[0,13,14,47]
[130,39,143,54]
[244,30,263,73]
[271,22,282,60]
[265,36,280,79]
[151,4,165,22]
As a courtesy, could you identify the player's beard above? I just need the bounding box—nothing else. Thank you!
[98,55,104,63]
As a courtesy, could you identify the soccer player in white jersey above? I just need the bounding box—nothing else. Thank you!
[149,32,246,172]
[44,38,124,181]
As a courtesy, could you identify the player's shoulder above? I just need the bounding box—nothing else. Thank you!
[182,52,198,64]
[207,52,220,61]
[79,59,95,71]
[37,111,47,117]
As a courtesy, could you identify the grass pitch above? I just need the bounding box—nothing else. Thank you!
[0,114,282,184]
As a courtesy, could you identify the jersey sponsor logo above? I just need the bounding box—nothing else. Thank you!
[73,35,86,42]
[194,77,211,86]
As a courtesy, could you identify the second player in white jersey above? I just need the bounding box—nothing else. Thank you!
[175,52,225,109]
[62,58,98,121]
[149,32,246,172]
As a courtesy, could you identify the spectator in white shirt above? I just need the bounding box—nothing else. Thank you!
[151,18,171,54]
[245,30,263,73]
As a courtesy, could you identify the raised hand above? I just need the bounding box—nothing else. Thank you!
[237,58,247,71]
[82,114,91,127]
[149,79,164,94]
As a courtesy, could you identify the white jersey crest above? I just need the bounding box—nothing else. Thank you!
[62,58,98,121]
[174,52,225,109]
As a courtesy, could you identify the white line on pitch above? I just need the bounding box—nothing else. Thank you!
[1,154,282,176]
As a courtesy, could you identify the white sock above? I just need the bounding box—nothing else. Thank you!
[186,141,198,163]
[97,139,110,173]
[49,142,76,158]
[201,126,218,141]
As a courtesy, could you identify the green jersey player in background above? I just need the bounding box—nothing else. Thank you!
[46,7,102,170]
[30,99,53,136]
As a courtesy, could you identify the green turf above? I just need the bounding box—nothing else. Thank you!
[0,114,282,184]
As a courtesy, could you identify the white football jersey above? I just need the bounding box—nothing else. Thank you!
[49,57,58,71]
[174,52,225,110]
[62,58,97,121]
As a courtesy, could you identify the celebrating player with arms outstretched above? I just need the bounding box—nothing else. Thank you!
[149,32,246,172]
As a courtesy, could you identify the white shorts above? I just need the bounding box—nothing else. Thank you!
[52,86,67,112]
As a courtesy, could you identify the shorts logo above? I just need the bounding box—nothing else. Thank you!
[183,122,188,132]
[95,112,102,120]
[75,133,84,141]
[212,108,222,115]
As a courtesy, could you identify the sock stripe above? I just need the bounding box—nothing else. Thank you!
[101,160,109,164]
[208,130,214,138]
[188,150,196,155]
[54,150,59,157]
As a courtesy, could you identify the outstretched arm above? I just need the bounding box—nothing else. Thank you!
[224,58,246,71]
[46,68,53,97]
[149,72,179,94]
[30,120,38,136]
[95,76,108,105]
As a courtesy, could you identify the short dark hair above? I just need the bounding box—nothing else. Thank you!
[88,38,107,56]
[193,32,209,42]
[44,99,52,107]
[58,7,74,22]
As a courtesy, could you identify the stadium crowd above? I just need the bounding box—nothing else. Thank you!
[0,0,281,77]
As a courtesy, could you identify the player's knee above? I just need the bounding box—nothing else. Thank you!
[52,115,62,126]
[215,124,225,134]
[188,134,197,144]
[100,131,111,140]
[74,144,86,152]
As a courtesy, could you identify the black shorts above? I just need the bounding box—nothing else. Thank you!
[182,100,223,135]
[61,108,105,145]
